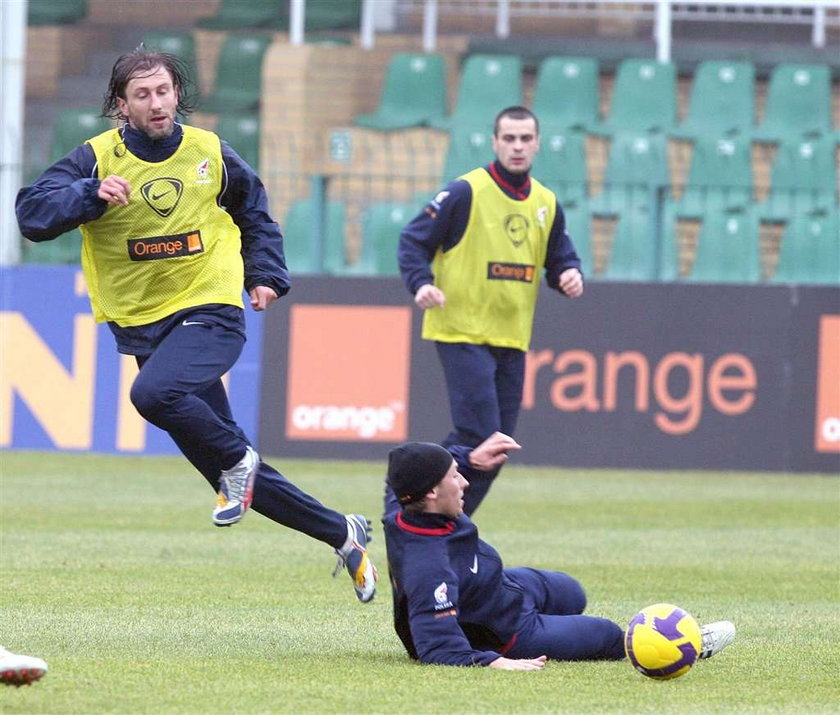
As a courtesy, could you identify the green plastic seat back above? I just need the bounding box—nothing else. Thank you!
[593,131,668,215]
[561,200,593,277]
[763,134,838,218]
[302,0,362,31]
[283,199,347,275]
[450,55,523,127]
[216,113,261,171]
[355,53,447,129]
[51,108,112,163]
[362,201,419,275]
[202,35,272,113]
[142,31,200,90]
[606,131,669,187]
[773,208,840,285]
[532,125,588,207]
[28,0,86,25]
[757,63,832,139]
[679,60,755,136]
[532,57,599,131]
[677,134,753,217]
[441,126,495,183]
[604,59,677,133]
[688,209,761,283]
[602,204,658,281]
[197,0,284,29]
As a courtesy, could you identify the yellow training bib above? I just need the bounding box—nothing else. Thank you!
[81,125,244,325]
[422,168,557,350]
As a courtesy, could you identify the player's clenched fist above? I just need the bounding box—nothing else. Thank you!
[98,175,132,206]
[414,283,446,309]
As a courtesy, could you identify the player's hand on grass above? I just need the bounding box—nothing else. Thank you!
[469,432,521,471]
[559,268,583,298]
[414,283,446,309]
[249,285,278,311]
[488,655,547,671]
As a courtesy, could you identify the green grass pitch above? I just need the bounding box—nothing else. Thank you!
[1,451,838,713]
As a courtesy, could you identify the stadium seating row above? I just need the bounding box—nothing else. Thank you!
[273,197,839,285]
[440,126,837,215]
[358,52,837,145]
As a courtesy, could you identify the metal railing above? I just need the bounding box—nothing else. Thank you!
[375,1,839,56]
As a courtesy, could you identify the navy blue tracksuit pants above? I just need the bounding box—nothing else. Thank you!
[125,306,346,548]
[503,568,625,661]
[435,341,525,515]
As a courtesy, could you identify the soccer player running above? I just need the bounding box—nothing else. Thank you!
[15,48,376,603]
[382,439,736,669]
[398,106,584,516]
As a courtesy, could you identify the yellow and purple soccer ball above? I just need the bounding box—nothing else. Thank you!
[624,603,702,680]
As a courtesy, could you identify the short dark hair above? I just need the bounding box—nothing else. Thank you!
[102,48,197,120]
[493,106,540,136]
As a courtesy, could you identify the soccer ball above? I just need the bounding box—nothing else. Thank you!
[624,603,702,680]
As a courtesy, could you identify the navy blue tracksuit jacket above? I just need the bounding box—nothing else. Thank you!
[383,505,626,667]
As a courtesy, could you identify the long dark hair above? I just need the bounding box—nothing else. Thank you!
[102,47,197,120]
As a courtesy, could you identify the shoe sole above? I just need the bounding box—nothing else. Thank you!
[1,668,46,686]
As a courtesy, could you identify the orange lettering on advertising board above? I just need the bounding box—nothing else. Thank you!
[286,305,412,442]
[524,348,758,436]
[549,350,600,412]
[815,315,840,453]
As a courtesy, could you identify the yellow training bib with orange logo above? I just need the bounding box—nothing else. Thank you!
[422,168,557,350]
[81,125,244,326]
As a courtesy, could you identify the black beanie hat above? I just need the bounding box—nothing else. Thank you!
[387,442,454,505]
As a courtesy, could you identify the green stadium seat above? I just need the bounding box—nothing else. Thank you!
[561,200,593,278]
[594,59,677,135]
[295,0,362,31]
[200,35,273,114]
[758,133,838,221]
[687,208,761,283]
[752,63,833,143]
[142,31,200,95]
[600,203,658,281]
[669,134,753,219]
[531,125,588,207]
[441,126,495,183]
[772,207,839,285]
[361,201,421,276]
[590,131,669,216]
[50,108,112,162]
[28,0,86,25]
[197,0,284,29]
[672,60,755,139]
[216,113,261,171]
[282,199,347,275]
[430,54,522,131]
[355,53,447,130]
[532,57,600,132]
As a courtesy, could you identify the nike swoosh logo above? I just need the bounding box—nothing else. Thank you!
[152,190,173,200]
[182,320,205,326]
[469,555,478,574]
